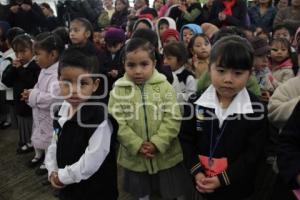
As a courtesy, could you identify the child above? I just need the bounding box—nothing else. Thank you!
[269,38,295,88]
[272,24,294,43]
[1,34,40,153]
[45,47,118,200]
[180,35,268,200]
[163,42,196,105]
[103,27,125,91]
[108,38,188,200]
[0,27,25,129]
[155,17,176,53]
[93,27,106,51]
[176,0,203,30]
[161,28,180,47]
[187,33,212,79]
[21,32,64,175]
[250,37,274,102]
[180,24,203,47]
[69,18,94,47]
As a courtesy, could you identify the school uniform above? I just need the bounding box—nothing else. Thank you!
[45,101,118,200]
[1,59,40,146]
[172,66,197,104]
[180,85,269,200]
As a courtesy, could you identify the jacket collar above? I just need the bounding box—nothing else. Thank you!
[114,69,166,87]
[43,62,59,75]
[194,85,254,126]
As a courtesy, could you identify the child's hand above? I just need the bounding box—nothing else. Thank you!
[201,176,221,192]
[143,142,157,155]
[109,69,119,78]
[178,4,187,13]
[195,172,213,193]
[50,171,64,189]
[261,90,270,102]
[21,89,31,102]
[12,59,22,68]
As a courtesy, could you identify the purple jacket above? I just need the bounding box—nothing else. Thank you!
[28,62,62,150]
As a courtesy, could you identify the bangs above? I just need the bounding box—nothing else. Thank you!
[211,41,253,71]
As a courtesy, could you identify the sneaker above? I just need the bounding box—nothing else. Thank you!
[17,144,34,154]
[0,121,11,129]
[35,164,48,176]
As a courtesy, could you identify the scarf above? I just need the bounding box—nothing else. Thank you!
[222,0,237,16]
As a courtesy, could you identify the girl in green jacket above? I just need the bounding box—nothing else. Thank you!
[108,38,189,200]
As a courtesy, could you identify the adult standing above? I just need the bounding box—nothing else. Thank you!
[273,0,300,29]
[8,0,46,35]
[209,0,248,28]
[248,0,277,32]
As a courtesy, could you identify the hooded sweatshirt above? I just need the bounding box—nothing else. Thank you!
[156,17,177,53]
[132,18,154,31]
[180,23,203,41]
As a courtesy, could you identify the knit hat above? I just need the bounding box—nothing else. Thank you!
[161,29,180,44]
[250,37,270,56]
[104,27,126,45]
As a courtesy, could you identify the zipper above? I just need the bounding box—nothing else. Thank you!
[140,84,154,173]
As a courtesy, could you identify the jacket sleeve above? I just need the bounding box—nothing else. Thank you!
[45,131,58,178]
[183,8,202,22]
[273,9,284,28]
[179,96,205,176]
[108,88,144,156]
[150,84,182,154]
[81,0,102,22]
[208,1,222,27]
[217,105,269,187]
[268,78,300,129]
[224,1,247,27]
[277,101,300,189]
[1,64,17,88]
[27,76,61,109]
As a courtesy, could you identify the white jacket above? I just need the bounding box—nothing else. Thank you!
[268,76,300,129]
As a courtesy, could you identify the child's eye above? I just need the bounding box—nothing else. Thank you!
[80,81,89,86]
[141,61,149,66]
[234,71,243,75]
[217,69,225,73]
[271,48,278,52]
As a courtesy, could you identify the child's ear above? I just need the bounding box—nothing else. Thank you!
[93,78,100,92]
[85,31,91,39]
[51,50,59,60]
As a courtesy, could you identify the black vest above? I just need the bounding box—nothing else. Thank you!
[54,104,118,200]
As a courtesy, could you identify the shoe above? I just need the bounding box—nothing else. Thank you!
[27,156,43,168]
[0,121,11,129]
[35,164,48,176]
[16,144,34,154]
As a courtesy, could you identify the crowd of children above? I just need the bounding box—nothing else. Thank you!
[0,0,300,199]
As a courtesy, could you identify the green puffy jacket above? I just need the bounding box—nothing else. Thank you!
[108,70,183,174]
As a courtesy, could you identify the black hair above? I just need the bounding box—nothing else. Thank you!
[124,38,156,62]
[115,0,130,10]
[164,42,188,66]
[158,19,169,29]
[210,35,253,71]
[273,24,295,38]
[34,32,65,55]
[188,33,210,57]
[211,26,246,45]
[256,28,271,41]
[71,18,94,35]
[11,34,34,52]
[140,7,158,18]
[58,47,99,78]
[40,2,53,14]
[131,29,158,48]
[6,27,25,45]
[133,19,153,32]
[52,26,70,46]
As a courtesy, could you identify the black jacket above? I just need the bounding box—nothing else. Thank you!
[277,100,300,189]
[180,91,269,200]
[209,0,247,28]
[1,60,40,116]
[54,103,118,200]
